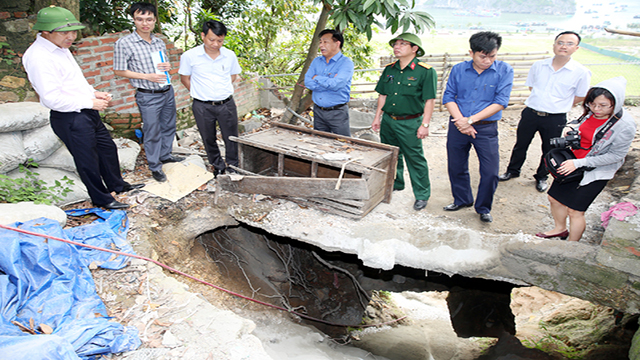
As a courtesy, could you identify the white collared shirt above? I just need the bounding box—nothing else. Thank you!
[22,34,95,112]
[525,57,591,113]
[178,45,241,101]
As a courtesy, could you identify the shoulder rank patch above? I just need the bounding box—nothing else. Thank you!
[384,61,397,67]
[418,62,432,69]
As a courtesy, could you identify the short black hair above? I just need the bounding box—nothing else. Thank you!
[555,31,581,44]
[582,87,615,116]
[130,2,157,18]
[202,20,227,37]
[469,31,502,54]
[319,29,344,49]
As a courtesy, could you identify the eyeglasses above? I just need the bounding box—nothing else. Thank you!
[555,41,576,47]
[134,17,156,23]
[393,41,412,47]
[588,103,612,110]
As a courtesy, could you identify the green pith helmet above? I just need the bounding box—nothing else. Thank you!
[32,5,85,32]
[389,33,425,57]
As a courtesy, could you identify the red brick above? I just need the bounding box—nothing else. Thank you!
[81,64,91,70]
[84,69,101,77]
[169,49,181,55]
[168,69,179,75]
[101,74,115,81]
[114,86,127,92]
[110,117,132,124]
[87,78,95,85]
[13,11,27,18]
[82,55,102,63]
[100,37,118,44]
[109,99,124,106]
[115,79,129,86]
[76,49,92,55]
[125,96,135,103]
[78,40,99,47]
[94,82,109,90]
[93,46,112,53]
[0,12,10,20]
[96,60,113,67]
[116,104,135,112]
[122,90,135,97]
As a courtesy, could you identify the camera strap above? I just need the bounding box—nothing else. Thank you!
[569,110,623,151]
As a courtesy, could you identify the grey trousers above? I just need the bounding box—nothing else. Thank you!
[192,98,239,171]
[135,87,177,172]
[313,104,350,136]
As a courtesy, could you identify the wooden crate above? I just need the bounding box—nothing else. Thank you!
[217,123,399,219]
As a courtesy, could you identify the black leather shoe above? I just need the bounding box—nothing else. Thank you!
[161,155,185,163]
[499,172,519,181]
[480,213,493,223]
[443,202,473,211]
[536,179,548,192]
[225,167,238,174]
[152,170,167,182]
[413,199,428,211]
[118,182,145,194]
[102,201,129,210]
[213,168,226,178]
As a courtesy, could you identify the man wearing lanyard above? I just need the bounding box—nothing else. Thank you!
[443,31,514,223]
[304,29,354,136]
[23,6,143,209]
[499,31,591,192]
[371,33,437,211]
[179,20,241,177]
[114,2,182,183]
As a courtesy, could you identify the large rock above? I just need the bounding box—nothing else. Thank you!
[22,125,63,162]
[0,102,50,132]
[114,138,141,171]
[0,131,27,174]
[6,166,89,206]
[0,202,67,227]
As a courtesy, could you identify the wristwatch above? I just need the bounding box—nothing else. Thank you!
[422,123,430,128]
[467,117,473,125]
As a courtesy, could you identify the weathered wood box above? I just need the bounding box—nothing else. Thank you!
[218,123,399,219]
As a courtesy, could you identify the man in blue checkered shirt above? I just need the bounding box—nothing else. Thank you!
[114,2,182,182]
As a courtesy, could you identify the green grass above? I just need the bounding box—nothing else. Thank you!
[369,33,640,96]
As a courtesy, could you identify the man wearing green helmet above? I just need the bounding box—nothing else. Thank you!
[371,33,437,211]
[22,6,143,210]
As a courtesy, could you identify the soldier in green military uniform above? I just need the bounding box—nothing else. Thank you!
[372,33,437,211]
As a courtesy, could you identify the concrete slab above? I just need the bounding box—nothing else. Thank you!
[143,162,214,202]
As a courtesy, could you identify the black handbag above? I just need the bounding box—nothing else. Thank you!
[544,148,587,184]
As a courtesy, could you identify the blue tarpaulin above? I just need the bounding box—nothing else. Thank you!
[0,208,141,359]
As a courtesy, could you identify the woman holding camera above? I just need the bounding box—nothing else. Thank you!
[536,77,636,242]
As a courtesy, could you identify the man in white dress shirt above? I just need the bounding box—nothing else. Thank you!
[22,6,143,209]
[179,20,241,176]
[499,31,591,192]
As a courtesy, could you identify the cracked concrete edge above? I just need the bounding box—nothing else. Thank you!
[120,255,274,360]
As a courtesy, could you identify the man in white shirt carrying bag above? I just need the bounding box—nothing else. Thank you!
[22,6,143,209]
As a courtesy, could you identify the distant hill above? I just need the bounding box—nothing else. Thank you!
[420,0,577,15]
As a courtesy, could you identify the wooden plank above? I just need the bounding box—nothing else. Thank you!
[277,153,284,176]
[218,176,371,200]
[311,161,318,177]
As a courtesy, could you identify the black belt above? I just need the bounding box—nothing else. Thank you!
[389,113,421,120]
[137,86,170,94]
[472,120,497,126]
[527,107,564,117]
[315,103,347,111]
[194,96,233,106]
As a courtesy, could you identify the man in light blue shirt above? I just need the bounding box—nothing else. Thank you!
[304,29,354,136]
[179,20,241,176]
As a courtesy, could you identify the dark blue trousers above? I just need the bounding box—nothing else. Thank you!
[50,109,127,206]
[446,120,500,214]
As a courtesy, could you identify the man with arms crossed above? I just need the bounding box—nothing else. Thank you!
[371,33,436,211]
[304,29,354,136]
[499,31,591,192]
[179,20,241,176]
[443,31,514,223]
[114,2,183,183]
[23,6,143,209]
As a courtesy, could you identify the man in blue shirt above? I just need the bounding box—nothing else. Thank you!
[304,29,354,136]
[442,32,514,223]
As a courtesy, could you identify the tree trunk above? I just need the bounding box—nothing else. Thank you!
[281,2,331,124]
[35,0,79,19]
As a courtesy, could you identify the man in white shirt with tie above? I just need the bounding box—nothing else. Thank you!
[22,6,143,209]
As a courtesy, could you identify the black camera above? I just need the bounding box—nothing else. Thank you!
[550,129,581,150]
